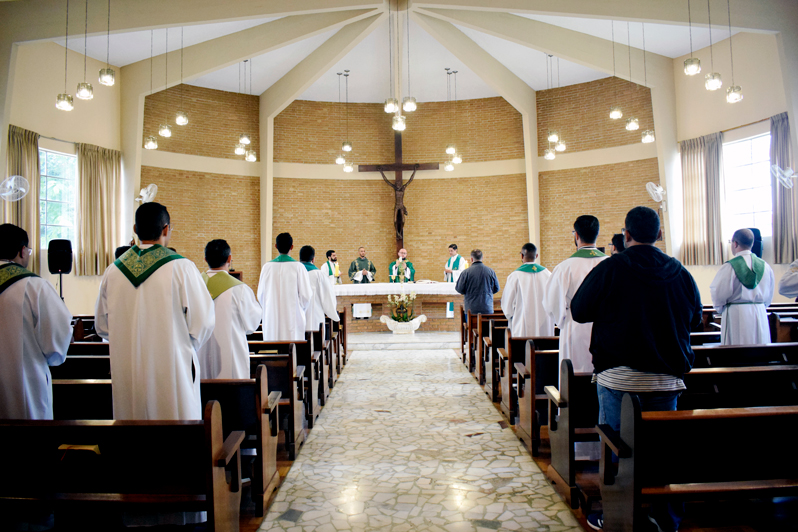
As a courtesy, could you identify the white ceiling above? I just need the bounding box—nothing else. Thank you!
[50,8,741,103]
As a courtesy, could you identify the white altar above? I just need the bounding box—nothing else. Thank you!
[333,282,460,297]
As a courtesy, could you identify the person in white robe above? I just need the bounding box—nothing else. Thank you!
[778,259,798,298]
[445,243,469,318]
[543,216,608,373]
[710,229,775,345]
[300,245,340,333]
[95,203,215,527]
[323,249,343,285]
[501,242,554,337]
[198,239,262,379]
[0,223,72,420]
[257,232,313,341]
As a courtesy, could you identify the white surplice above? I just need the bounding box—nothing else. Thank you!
[303,267,340,333]
[257,257,313,341]
[0,266,72,420]
[95,253,215,421]
[445,254,468,318]
[710,250,774,345]
[542,249,608,373]
[198,271,262,379]
[501,266,555,337]
[778,259,798,298]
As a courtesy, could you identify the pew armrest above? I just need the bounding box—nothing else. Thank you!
[295,365,306,401]
[216,430,246,467]
[596,424,631,458]
[514,362,529,379]
[267,391,281,412]
[709,322,722,331]
[497,348,508,377]
[545,386,566,408]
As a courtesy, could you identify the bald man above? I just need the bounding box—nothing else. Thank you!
[710,229,775,345]
[388,248,415,282]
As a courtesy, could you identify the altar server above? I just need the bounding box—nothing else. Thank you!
[324,249,342,285]
[543,215,608,373]
[710,228,774,345]
[0,223,72,420]
[348,246,376,283]
[96,203,215,422]
[300,245,339,333]
[444,243,469,317]
[257,233,313,341]
[389,248,415,282]
[198,239,261,379]
[501,242,554,337]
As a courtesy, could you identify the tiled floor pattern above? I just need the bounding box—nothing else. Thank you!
[259,348,583,532]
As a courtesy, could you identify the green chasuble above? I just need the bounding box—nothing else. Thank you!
[728,255,766,290]
[203,271,243,300]
[570,247,607,259]
[0,262,38,296]
[348,257,376,283]
[388,260,415,282]
[516,263,546,273]
[271,254,296,262]
[301,262,319,272]
[114,245,184,288]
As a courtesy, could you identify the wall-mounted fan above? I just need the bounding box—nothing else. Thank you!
[0,175,30,202]
[646,182,667,211]
[135,184,158,203]
[771,165,795,189]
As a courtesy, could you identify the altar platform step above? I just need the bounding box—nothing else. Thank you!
[347,331,459,351]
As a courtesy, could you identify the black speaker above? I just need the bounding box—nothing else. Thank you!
[48,239,73,274]
[748,228,763,258]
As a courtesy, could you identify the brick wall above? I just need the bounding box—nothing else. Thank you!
[538,158,665,269]
[537,77,654,156]
[143,84,259,160]
[140,166,261,292]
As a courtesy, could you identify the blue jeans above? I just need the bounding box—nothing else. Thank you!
[597,384,684,531]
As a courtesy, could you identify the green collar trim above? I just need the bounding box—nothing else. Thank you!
[301,262,319,271]
[517,263,545,273]
[271,254,296,262]
[113,245,183,288]
[204,271,243,300]
[0,263,38,296]
[570,247,607,259]
[728,254,766,290]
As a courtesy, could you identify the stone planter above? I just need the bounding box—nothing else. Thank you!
[380,314,427,334]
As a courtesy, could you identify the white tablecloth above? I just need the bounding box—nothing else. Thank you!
[334,282,460,297]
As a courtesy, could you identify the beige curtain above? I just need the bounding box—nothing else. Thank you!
[680,132,726,265]
[3,125,41,273]
[76,143,121,276]
[771,112,797,263]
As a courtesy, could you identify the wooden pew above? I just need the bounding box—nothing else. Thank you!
[475,317,507,385]
[325,317,339,389]
[681,364,798,410]
[248,343,306,460]
[769,312,798,343]
[50,355,110,380]
[497,332,558,424]
[337,308,348,366]
[596,399,798,532]
[66,341,109,356]
[0,400,244,531]
[689,331,721,345]
[470,311,505,379]
[515,339,560,456]
[459,305,467,360]
[312,325,331,406]
[482,321,507,402]
[692,342,798,368]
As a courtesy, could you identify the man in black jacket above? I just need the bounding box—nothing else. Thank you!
[455,249,500,315]
[571,206,702,532]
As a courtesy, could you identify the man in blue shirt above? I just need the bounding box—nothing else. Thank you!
[455,249,500,315]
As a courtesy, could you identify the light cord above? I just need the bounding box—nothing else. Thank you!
[727,0,735,84]
[708,0,714,71]
[688,0,694,58]
[83,0,87,81]
[64,0,69,92]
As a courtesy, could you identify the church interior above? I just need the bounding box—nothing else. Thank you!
[2,0,798,530]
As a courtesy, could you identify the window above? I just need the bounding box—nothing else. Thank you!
[722,134,772,238]
[39,149,77,249]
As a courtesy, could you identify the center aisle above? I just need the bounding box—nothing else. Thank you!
[259,347,582,532]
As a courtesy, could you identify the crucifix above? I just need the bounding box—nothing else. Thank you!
[358,131,439,252]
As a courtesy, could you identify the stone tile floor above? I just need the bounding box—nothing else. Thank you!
[258,347,583,532]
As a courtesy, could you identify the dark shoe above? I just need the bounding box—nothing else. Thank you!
[587,513,604,530]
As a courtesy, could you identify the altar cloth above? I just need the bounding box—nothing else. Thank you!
[334,282,459,297]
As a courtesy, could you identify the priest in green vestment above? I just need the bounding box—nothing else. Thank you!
[348,247,376,283]
[388,248,415,282]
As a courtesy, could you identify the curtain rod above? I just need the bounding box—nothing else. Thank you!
[722,117,769,134]
[39,134,76,144]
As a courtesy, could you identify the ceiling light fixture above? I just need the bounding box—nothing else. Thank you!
[343,162,355,173]
[98,0,115,86]
[609,21,622,120]
[402,1,416,113]
[144,30,157,149]
[640,23,656,143]
[444,67,456,158]
[235,143,245,156]
[444,161,455,172]
[56,0,73,111]
[452,70,462,163]
[725,0,743,103]
[245,59,256,161]
[704,0,723,90]
[159,29,171,138]
[342,70,353,153]
[684,0,701,76]
[384,0,397,114]
[335,72,345,164]
[76,0,93,100]
[543,54,556,160]
[624,22,639,132]
[176,27,188,125]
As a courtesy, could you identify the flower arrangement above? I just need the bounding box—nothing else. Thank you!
[387,292,417,322]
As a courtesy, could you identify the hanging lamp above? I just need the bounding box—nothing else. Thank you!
[609,21,622,120]
[725,0,743,103]
[384,0,398,114]
[704,0,723,90]
[158,29,172,138]
[640,23,656,143]
[245,59,256,161]
[144,30,157,149]
[684,0,701,75]
[335,72,345,164]
[98,0,115,86]
[238,60,253,147]
[443,68,457,159]
[342,70,353,153]
[402,2,416,113]
[56,0,74,111]
[176,27,188,125]
[76,0,93,100]
[624,23,639,132]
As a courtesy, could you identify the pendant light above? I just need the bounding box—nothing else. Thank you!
[444,161,455,172]
[684,0,701,76]
[335,72,345,164]
[56,0,74,111]
[609,21,622,120]
[402,2,416,113]
[144,30,157,150]
[175,27,188,125]
[552,57,566,152]
[452,71,463,163]
[704,0,723,91]
[238,59,252,147]
[245,58,256,162]
[158,29,172,138]
[389,2,407,130]
[384,0,398,114]
[76,0,93,100]
[624,23,639,132]
[342,70,353,153]
[725,0,743,103]
[98,0,115,86]
[343,162,355,173]
[543,54,556,160]
[640,23,656,144]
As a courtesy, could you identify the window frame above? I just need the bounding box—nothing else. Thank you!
[38,147,78,250]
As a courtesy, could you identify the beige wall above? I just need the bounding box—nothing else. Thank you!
[674,32,787,142]
[9,41,121,150]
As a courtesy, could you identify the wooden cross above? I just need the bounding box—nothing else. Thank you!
[358,131,439,252]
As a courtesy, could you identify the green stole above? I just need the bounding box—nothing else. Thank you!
[271,254,296,263]
[446,255,463,280]
[203,271,243,300]
[0,262,38,296]
[570,247,607,259]
[301,262,319,272]
[114,245,184,288]
[517,263,545,273]
[389,260,414,282]
[728,254,766,290]
[326,261,335,275]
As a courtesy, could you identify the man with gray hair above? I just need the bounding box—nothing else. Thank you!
[455,249,500,315]
[710,228,775,345]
